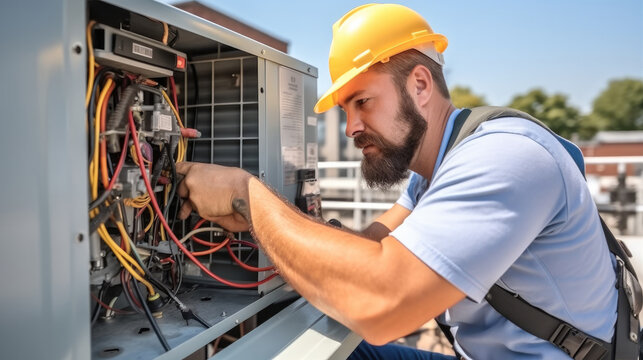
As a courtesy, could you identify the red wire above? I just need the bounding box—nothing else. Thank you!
[169,77,179,109]
[231,239,259,249]
[128,111,279,288]
[91,293,132,314]
[121,270,142,309]
[190,238,229,256]
[226,241,275,272]
[136,206,146,218]
[106,129,130,191]
[160,257,175,264]
[190,218,225,247]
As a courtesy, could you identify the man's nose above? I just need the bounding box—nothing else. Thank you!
[345,112,365,138]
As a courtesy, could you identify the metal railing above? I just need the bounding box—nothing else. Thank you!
[318,157,643,232]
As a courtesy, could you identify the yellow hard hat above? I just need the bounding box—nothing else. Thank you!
[314,4,448,113]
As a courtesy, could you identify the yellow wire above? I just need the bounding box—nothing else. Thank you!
[97,224,156,295]
[97,225,143,275]
[123,194,151,208]
[144,204,154,232]
[115,207,131,254]
[161,90,184,128]
[85,20,97,108]
[160,90,187,162]
[90,78,114,201]
[162,22,169,45]
[130,145,152,165]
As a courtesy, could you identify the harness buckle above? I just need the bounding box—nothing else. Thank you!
[549,323,607,360]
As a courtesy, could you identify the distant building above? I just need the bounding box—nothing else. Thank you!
[172,1,289,53]
[579,131,643,176]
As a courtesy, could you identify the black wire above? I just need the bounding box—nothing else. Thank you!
[88,67,118,163]
[168,26,179,47]
[170,195,183,294]
[91,281,109,325]
[89,201,118,234]
[164,144,183,294]
[131,209,138,244]
[133,279,171,352]
[121,271,143,314]
[88,189,112,212]
[163,144,178,222]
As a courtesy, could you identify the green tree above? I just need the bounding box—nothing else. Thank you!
[450,86,487,109]
[507,88,581,140]
[587,78,643,132]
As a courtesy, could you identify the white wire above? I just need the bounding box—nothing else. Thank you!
[179,227,226,244]
[105,297,119,318]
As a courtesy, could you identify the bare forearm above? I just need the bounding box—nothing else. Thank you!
[246,178,385,319]
[324,219,389,241]
[361,221,391,241]
[175,162,463,342]
[244,178,464,343]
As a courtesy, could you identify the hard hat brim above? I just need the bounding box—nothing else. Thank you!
[314,63,370,113]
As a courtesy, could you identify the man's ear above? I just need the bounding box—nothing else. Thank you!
[407,64,433,108]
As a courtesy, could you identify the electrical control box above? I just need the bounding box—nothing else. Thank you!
[0,0,326,359]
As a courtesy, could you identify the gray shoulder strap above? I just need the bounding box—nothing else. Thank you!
[446,106,549,154]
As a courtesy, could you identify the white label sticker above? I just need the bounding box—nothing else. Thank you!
[307,116,317,127]
[306,143,318,171]
[279,66,305,185]
[158,114,173,131]
[132,43,153,59]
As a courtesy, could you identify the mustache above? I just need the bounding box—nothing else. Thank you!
[354,131,389,150]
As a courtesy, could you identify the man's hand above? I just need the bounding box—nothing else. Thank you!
[175,162,253,232]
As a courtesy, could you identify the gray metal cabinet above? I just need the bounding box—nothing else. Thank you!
[0,0,358,358]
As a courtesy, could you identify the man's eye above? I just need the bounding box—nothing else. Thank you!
[356,98,370,106]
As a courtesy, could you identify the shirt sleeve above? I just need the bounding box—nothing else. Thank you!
[390,130,567,302]
[396,172,427,211]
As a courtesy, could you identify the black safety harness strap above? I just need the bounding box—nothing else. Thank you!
[486,286,610,360]
[435,106,641,360]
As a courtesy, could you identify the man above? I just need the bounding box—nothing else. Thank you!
[176,4,617,359]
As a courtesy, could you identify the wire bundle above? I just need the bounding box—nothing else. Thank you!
[85,20,278,353]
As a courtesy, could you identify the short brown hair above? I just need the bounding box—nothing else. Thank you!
[372,49,450,100]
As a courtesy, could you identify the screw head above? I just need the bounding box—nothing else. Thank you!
[72,43,82,54]
[630,332,638,341]
[220,311,227,317]
[76,233,84,242]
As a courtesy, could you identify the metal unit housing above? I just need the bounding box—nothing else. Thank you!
[0,1,358,359]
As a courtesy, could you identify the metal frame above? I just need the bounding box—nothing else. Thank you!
[103,0,318,79]
[0,0,90,359]
[215,298,362,360]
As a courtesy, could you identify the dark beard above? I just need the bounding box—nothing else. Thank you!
[355,89,427,190]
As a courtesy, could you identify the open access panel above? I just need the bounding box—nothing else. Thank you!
[85,0,325,358]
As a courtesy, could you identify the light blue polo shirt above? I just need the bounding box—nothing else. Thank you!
[391,110,617,359]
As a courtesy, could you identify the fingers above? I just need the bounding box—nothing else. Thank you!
[176,162,193,199]
[177,177,189,199]
[175,161,195,175]
[179,198,194,220]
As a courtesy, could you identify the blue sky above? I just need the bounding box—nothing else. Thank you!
[168,0,642,113]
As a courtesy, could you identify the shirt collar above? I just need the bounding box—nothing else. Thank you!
[431,108,462,179]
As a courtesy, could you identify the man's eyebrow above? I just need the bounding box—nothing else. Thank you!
[338,90,365,110]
